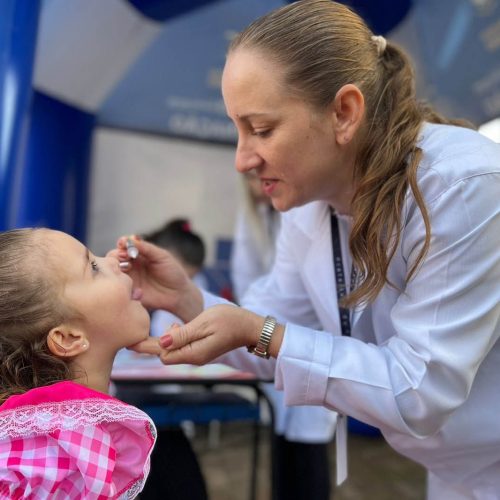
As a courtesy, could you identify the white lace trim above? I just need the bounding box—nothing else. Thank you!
[120,476,146,500]
[0,398,156,439]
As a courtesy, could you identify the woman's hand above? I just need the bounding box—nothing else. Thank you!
[108,236,203,322]
[158,304,268,365]
[127,336,162,356]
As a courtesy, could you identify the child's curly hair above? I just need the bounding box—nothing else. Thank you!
[0,228,75,404]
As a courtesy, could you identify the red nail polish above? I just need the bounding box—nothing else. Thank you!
[160,335,173,348]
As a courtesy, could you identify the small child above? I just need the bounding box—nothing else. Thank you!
[0,228,156,499]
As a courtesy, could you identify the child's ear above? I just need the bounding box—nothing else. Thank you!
[47,325,89,358]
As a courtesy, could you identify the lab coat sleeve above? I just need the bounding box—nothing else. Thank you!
[276,172,500,438]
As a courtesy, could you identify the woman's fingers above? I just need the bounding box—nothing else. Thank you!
[159,322,182,349]
[112,235,200,316]
[117,236,165,264]
[127,336,162,355]
[158,318,215,365]
[114,235,159,271]
[160,344,198,365]
[159,333,214,365]
[162,322,206,352]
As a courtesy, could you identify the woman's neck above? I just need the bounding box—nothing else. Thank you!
[328,186,354,216]
[327,146,356,216]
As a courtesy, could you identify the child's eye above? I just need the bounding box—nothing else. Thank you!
[91,260,99,273]
[252,129,271,138]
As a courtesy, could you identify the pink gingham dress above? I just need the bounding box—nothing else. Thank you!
[0,381,156,499]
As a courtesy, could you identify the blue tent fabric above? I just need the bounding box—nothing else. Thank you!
[1,0,499,235]
[15,92,94,239]
[98,0,282,144]
[411,0,500,124]
[0,0,41,230]
[126,0,220,22]
[343,0,413,35]
[33,0,500,143]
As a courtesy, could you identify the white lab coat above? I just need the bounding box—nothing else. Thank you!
[229,197,336,443]
[204,123,500,498]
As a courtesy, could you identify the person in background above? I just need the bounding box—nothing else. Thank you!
[231,171,334,499]
[116,1,500,497]
[0,228,155,499]
[144,218,208,293]
[231,170,281,300]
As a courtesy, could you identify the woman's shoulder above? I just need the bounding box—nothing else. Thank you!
[418,123,500,176]
[416,123,500,202]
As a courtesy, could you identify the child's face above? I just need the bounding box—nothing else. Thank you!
[43,230,150,351]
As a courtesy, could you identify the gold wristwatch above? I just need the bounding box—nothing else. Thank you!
[247,316,277,359]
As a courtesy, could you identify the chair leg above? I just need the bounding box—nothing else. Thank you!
[208,419,221,449]
[249,416,260,500]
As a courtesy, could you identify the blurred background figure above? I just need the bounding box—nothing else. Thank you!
[144,218,208,291]
[230,172,335,500]
[231,171,280,301]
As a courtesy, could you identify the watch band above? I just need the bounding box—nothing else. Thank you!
[247,316,277,359]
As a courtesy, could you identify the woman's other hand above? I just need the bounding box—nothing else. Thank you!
[158,305,283,365]
[127,336,162,356]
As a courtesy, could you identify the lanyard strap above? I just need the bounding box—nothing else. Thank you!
[330,212,355,485]
[330,213,356,337]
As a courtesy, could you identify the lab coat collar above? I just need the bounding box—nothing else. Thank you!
[291,201,367,332]
[291,201,331,239]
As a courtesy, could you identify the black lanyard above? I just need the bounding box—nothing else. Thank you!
[330,213,357,337]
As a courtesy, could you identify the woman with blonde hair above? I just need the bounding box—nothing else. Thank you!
[116,1,500,497]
